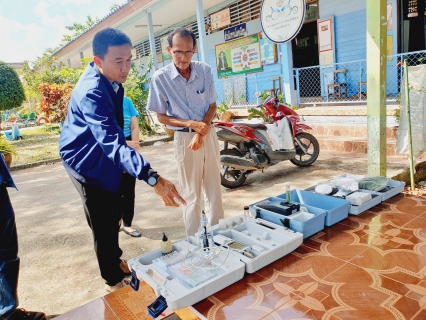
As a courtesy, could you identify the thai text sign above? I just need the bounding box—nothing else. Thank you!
[210,8,231,31]
[260,0,306,43]
[215,34,262,78]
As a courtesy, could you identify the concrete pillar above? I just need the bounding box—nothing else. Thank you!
[280,42,295,106]
[195,0,208,63]
[147,12,158,70]
[366,0,387,176]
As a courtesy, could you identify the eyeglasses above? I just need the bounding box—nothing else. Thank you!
[172,50,195,58]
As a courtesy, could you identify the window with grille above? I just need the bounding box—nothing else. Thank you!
[134,0,262,59]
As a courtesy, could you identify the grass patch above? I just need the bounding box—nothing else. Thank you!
[8,124,61,167]
[4,123,166,168]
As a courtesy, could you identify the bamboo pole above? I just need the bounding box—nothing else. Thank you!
[403,60,416,191]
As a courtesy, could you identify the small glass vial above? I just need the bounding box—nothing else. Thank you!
[244,206,250,221]
[286,185,292,203]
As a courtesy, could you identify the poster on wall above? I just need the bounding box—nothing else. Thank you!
[210,8,231,31]
[387,3,393,31]
[160,36,171,61]
[318,19,332,52]
[215,34,262,78]
[259,33,277,65]
[260,0,306,43]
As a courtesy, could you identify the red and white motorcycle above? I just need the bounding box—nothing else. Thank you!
[214,95,319,188]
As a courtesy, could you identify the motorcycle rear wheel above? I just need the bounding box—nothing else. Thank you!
[290,132,320,167]
[220,148,248,189]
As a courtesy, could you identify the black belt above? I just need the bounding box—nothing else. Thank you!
[175,127,193,132]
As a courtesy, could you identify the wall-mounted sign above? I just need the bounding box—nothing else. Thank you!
[215,34,262,78]
[224,23,247,41]
[160,36,171,61]
[260,0,306,43]
[210,8,231,31]
[318,19,332,52]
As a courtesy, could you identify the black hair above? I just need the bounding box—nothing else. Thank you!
[93,28,132,59]
[167,27,197,48]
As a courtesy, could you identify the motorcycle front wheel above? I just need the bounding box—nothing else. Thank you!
[220,148,247,189]
[290,132,320,167]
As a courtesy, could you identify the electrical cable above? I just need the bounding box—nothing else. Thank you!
[180,202,230,271]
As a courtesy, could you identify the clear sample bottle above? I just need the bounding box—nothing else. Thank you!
[244,206,250,221]
[161,232,173,255]
[198,211,214,250]
[286,185,292,203]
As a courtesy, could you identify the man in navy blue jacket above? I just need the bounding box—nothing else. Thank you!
[0,156,46,319]
[59,28,185,292]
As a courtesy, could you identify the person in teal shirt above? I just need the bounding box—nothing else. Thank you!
[121,96,141,237]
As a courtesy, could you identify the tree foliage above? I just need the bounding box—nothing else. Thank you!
[61,16,100,44]
[123,58,157,135]
[0,61,26,111]
[20,57,90,101]
[38,83,73,123]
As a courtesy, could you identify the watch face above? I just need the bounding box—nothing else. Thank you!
[148,176,157,186]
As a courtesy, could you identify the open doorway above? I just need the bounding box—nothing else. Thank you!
[292,21,320,97]
[401,0,426,53]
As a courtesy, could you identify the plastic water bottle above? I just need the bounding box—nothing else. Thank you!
[198,211,214,250]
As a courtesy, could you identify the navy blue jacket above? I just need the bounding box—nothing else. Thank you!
[59,62,152,193]
[0,156,16,189]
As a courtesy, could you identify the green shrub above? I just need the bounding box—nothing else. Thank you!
[0,61,25,111]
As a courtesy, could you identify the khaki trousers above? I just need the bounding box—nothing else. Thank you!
[174,128,224,235]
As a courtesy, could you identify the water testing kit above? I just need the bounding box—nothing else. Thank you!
[128,219,303,310]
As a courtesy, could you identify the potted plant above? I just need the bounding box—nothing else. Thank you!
[217,101,233,121]
[0,136,17,168]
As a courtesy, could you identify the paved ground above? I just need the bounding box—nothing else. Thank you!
[7,140,409,318]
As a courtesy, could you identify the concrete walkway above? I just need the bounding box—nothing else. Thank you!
[8,141,408,318]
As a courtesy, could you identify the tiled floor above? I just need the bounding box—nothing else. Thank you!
[55,193,426,320]
[192,193,426,320]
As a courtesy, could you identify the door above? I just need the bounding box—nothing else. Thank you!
[292,21,320,97]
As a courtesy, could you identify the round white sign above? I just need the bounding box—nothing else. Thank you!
[260,0,306,44]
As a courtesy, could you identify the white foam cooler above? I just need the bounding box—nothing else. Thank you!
[128,239,245,310]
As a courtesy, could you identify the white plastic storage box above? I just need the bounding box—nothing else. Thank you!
[212,219,303,273]
[128,239,245,310]
[277,190,350,226]
[305,184,383,216]
[345,189,382,215]
[336,174,406,201]
[249,197,326,238]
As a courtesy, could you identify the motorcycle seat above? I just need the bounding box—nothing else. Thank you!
[239,123,267,130]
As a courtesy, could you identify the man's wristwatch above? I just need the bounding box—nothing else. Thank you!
[147,173,160,187]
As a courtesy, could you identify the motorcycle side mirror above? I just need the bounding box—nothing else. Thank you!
[254,91,262,98]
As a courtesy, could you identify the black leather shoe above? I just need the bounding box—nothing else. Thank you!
[4,308,46,320]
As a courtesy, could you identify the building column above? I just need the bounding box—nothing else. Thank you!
[195,0,208,63]
[366,0,387,176]
[147,12,158,70]
[280,42,295,105]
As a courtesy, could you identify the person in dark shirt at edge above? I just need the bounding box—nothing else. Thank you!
[0,155,46,320]
[59,27,185,292]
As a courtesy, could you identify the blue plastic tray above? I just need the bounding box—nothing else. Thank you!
[249,197,326,238]
[275,190,350,227]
